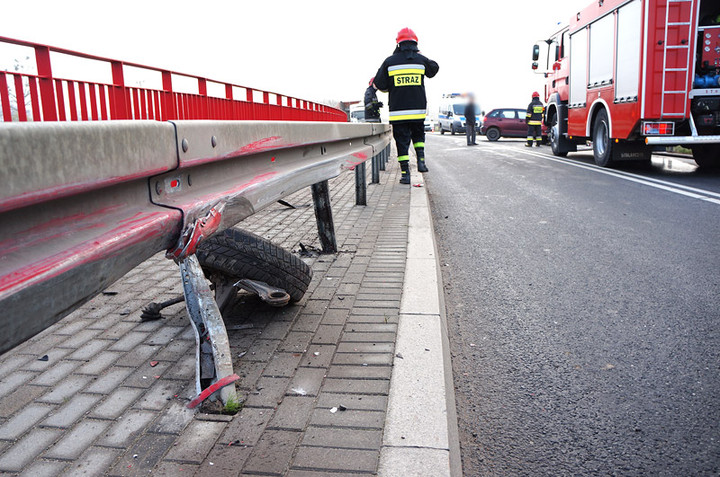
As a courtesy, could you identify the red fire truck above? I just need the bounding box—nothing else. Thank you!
[532,0,720,168]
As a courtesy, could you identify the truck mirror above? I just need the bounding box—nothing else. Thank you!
[555,45,561,61]
[532,44,540,61]
[532,62,539,70]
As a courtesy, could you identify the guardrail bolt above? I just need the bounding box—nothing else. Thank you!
[211,136,217,148]
[181,138,189,153]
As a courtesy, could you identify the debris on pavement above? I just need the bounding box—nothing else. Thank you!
[291,387,307,396]
[102,291,118,296]
[150,361,159,367]
[237,351,247,359]
[413,183,424,187]
[38,355,49,361]
[330,407,338,413]
[395,353,404,359]
[338,405,347,411]
[226,324,254,331]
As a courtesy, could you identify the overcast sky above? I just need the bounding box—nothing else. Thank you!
[2,0,587,116]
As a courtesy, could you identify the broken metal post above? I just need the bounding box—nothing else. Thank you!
[371,154,380,184]
[180,255,237,406]
[355,162,367,206]
[311,180,337,254]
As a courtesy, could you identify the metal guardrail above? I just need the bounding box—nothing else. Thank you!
[0,120,391,358]
[0,36,346,123]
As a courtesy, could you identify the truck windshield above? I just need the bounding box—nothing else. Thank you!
[453,104,478,116]
[351,111,365,120]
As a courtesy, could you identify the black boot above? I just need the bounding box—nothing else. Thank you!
[399,161,411,184]
[417,159,428,173]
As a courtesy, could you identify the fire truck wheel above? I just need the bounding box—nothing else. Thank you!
[592,109,614,167]
[691,145,720,169]
[549,115,568,157]
[197,228,313,302]
[485,127,500,142]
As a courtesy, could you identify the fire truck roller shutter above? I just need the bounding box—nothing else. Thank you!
[615,0,642,102]
[588,14,614,88]
[569,28,588,107]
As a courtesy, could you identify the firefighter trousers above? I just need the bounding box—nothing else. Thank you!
[527,124,542,146]
[392,120,425,163]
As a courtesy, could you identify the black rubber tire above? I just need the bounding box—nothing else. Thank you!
[692,145,720,169]
[451,125,456,135]
[197,228,312,302]
[549,113,568,157]
[486,127,501,142]
[440,126,445,135]
[592,109,613,167]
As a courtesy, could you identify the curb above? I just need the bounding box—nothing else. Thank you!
[378,168,462,476]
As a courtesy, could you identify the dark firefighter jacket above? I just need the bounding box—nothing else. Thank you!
[364,85,382,121]
[526,98,544,125]
[373,42,439,122]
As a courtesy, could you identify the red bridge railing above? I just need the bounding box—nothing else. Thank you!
[0,36,347,123]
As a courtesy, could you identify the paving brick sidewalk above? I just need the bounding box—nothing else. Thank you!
[0,155,409,476]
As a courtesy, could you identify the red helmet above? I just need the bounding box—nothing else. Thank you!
[532,91,541,98]
[396,27,418,44]
[369,77,375,86]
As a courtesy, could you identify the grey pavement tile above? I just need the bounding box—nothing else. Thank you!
[242,430,301,475]
[309,407,384,429]
[109,332,149,352]
[0,356,28,380]
[90,387,144,419]
[75,351,121,375]
[320,309,350,325]
[114,344,158,368]
[31,361,80,386]
[0,403,53,440]
[85,367,133,394]
[267,396,315,431]
[312,325,344,345]
[109,432,177,476]
[244,377,290,408]
[332,353,393,366]
[320,378,390,396]
[290,314,323,334]
[194,443,252,477]
[262,353,302,378]
[277,332,313,353]
[0,428,61,472]
[57,329,103,349]
[291,447,379,473]
[0,384,46,418]
[288,368,326,398]
[298,345,335,368]
[336,342,395,353]
[65,339,112,361]
[164,420,226,463]
[134,380,183,410]
[99,410,157,448]
[341,331,396,343]
[153,461,200,476]
[42,393,102,428]
[218,407,273,447]
[21,348,73,371]
[45,419,111,459]
[151,401,195,435]
[244,339,281,362]
[18,459,68,477]
[145,326,184,346]
[37,375,93,404]
[301,427,382,450]
[326,366,392,380]
[60,446,121,477]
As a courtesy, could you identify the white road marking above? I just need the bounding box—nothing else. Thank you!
[497,146,720,206]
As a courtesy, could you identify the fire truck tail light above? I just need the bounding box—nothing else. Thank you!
[642,121,675,136]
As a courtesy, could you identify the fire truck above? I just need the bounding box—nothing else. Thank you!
[532,0,720,168]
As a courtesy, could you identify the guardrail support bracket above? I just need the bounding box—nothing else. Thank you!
[311,180,337,254]
[355,163,367,206]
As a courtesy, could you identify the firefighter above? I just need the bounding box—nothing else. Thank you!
[526,92,544,147]
[373,28,439,184]
[364,77,382,123]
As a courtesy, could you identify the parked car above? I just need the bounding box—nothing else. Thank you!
[481,108,547,142]
[424,117,434,131]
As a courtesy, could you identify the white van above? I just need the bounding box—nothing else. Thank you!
[437,94,482,135]
[349,103,365,123]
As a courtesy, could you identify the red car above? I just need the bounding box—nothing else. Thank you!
[481,108,547,142]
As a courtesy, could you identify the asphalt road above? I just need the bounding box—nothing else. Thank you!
[423,133,720,476]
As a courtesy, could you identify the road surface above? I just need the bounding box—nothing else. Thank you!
[424,133,720,476]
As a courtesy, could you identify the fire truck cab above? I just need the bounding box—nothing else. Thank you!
[532,0,720,168]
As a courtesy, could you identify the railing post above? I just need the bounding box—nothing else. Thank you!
[371,154,380,184]
[162,71,175,120]
[311,180,337,254]
[110,61,128,120]
[355,162,367,206]
[379,149,386,171]
[34,46,57,121]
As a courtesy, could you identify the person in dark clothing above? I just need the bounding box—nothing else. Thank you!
[526,91,545,147]
[364,77,382,123]
[464,95,478,146]
[373,27,439,184]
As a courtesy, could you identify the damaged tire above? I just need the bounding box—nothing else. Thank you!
[197,228,312,302]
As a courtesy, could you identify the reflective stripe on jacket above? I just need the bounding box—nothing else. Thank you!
[526,98,544,125]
